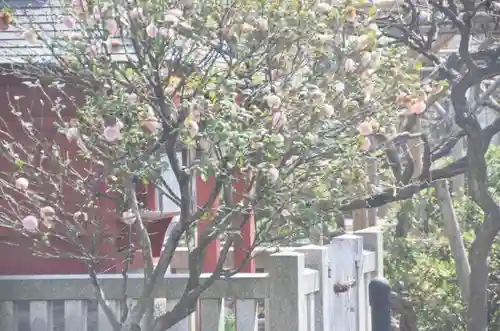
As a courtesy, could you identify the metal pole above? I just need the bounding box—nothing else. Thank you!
[369,277,391,331]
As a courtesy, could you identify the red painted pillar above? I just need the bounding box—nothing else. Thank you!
[232,172,255,273]
[232,94,256,273]
[196,175,220,272]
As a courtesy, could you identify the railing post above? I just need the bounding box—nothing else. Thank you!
[328,234,363,331]
[369,278,391,331]
[267,251,306,331]
[356,226,383,277]
[295,245,330,331]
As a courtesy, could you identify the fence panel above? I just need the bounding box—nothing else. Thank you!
[0,239,388,331]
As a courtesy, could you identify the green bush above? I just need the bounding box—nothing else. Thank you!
[383,145,500,330]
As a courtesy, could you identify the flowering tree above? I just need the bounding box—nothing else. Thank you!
[0,0,424,329]
[330,1,500,330]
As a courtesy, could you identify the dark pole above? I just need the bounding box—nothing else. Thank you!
[369,277,392,331]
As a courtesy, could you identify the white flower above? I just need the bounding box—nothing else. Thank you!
[186,120,199,136]
[281,209,291,217]
[408,100,426,115]
[344,58,357,72]
[146,22,159,37]
[164,15,180,25]
[22,215,39,232]
[165,8,183,18]
[323,104,334,117]
[368,23,380,35]
[106,19,118,36]
[285,155,299,166]
[23,30,38,43]
[15,177,29,190]
[103,124,122,142]
[255,18,268,32]
[127,93,138,105]
[62,16,76,29]
[357,121,373,136]
[334,82,345,93]
[40,206,56,220]
[66,127,79,141]
[316,2,332,13]
[122,210,136,225]
[266,95,281,109]
[268,166,279,183]
[115,120,124,130]
[73,211,88,222]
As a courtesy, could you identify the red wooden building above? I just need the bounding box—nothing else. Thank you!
[0,1,255,275]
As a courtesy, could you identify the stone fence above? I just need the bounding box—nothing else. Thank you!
[0,227,383,331]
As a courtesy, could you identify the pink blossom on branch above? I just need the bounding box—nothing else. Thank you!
[22,215,38,232]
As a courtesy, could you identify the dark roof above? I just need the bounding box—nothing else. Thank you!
[0,0,132,63]
[0,0,65,63]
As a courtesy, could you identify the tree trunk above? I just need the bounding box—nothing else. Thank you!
[434,180,470,301]
[468,214,500,331]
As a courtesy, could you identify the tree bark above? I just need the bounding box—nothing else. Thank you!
[434,180,470,301]
[467,212,500,331]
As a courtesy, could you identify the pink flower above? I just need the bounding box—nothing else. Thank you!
[106,19,119,36]
[272,111,282,128]
[357,121,373,136]
[146,22,158,38]
[22,215,39,232]
[344,58,356,72]
[15,177,29,190]
[408,100,426,115]
[142,119,161,135]
[103,124,122,142]
[69,32,83,40]
[62,16,76,29]
[142,107,161,135]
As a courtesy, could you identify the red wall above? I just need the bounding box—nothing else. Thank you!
[0,75,171,275]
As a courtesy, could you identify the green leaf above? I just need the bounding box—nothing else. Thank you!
[368,6,376,17]
[15,159,24,169]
